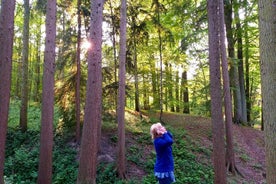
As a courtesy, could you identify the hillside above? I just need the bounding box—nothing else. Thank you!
[100,111,266,183]
[5,108,266,183]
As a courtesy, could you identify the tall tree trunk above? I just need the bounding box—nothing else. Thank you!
[259,0,276,183]
[20,0,30,132]
[151,60,159,109]
[225,0,242,124]
[0,1,16,183]
[37,0,57,183]
[207,0,227,183]
[16,60,22,98]
[77,0,103,183]
[155,0,164,122]
[198,61,209,114]
[158,31,163,121]
[34,24,42,102]
[175,70,180,112]
[244,3,251,123]
[75,0,82,144]
[232,61,243,123]
[234,1,247,124]
[224,0,236,121]
[109,0,118,108]
[219,0,239,175]
[182,70,189,114]
[117,0,127,178]
[143,74,150,110]
[132,23,142,118]
[29,44,34,101]
[168,64,174,112]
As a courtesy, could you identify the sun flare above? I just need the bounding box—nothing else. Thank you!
[81,39,91,50]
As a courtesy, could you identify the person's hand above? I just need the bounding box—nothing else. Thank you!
[157,126,167,135]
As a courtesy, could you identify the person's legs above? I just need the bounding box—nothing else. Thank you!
[158,177,173,184]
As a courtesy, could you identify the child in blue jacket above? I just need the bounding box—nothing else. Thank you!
[150,123,175,184]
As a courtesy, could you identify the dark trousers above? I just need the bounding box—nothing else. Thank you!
[157,177,173,184]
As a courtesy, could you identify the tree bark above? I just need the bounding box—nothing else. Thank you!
[132,20,142,118]
[0,1,16,183]
[219,0,239,176]
[34,28,42,102]
[168,64,174,112]
[175,70,180,112]
[77,0,104,183]
[37,0,57,183]
[244,3,251,123]
[20,0,30,132]
[207,0,227,183]
[117,0,127,179]
[234,1,247,124]
[153,0,164,122]
[182,70,189,114]
[224,0,238,123]
[259,0,276,183]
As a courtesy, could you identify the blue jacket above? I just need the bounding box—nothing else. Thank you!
[153,131,174,173]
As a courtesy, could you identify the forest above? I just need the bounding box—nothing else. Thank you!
[0,0,275,183]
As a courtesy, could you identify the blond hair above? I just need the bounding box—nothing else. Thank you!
[150,122,163,139]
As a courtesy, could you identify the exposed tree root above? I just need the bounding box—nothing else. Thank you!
[226,162,244,178]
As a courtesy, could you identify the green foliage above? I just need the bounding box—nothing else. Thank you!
[52,136,78,184]
[8,100,60,131]
[4,129,78,184]
[4,129,39,183]
[127,145,143,166]
[96,163,141,184]
[96,163,117,183]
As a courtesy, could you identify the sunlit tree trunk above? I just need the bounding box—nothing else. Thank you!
[207,0,227,183]
[259,0,276,183]
[117,0,127,178]
[37,0,57,183]
[20,0,30,132]
[0,1,16,183]
[77,0,104,183]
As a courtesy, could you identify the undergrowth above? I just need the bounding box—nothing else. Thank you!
[4,129,78,184]
[5,102,214,183]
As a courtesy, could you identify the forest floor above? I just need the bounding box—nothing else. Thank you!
[99,111,266,184]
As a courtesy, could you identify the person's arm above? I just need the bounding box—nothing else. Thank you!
[154,131,173,148]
